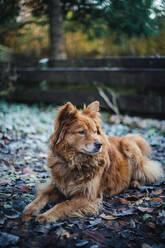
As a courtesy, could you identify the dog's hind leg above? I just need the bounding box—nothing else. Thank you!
[24,183,63,216]
[121,134,164,186]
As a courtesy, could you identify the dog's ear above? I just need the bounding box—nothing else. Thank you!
[83,101,100,119]
[50,102,78,151]
[83,101,101,133]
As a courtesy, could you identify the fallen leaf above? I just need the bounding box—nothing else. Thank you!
[75,240,89,247]
[23,168,32,174]
[133,199,144,206]
[21,225,29,232]
[120,230,131,238]
[87,218,102,228]
[22,215,33,222]
[56,227,70,238]
[20,184,30,192]
[137,207,154,213]
[143,214,152,220]
[113,208,134,216]
[85,230,107,243]
[0,214,6,225]
[158,210,165,217]
[127,195,140,201]
[142,243,152,248]
[0,179,10,185]
[5,213,19,219]
[147,222,156,229]
[152,189,163,195]
[130,218,136,228]
[0,232,20,247]
[113,222,121,231]
[151,198,163,203]
[67,224,74,227]
[140,186,154,192]
[119,198,129,205]
[119,221,128,226]
[100,213,117,220]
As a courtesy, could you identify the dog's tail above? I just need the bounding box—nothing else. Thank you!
[121,134,164,185]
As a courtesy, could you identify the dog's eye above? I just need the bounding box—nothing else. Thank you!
[79,130,85,135]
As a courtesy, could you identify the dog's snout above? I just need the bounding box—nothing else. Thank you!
[94,141,102,149]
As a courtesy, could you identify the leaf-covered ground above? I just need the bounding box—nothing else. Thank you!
[0,101,165,248]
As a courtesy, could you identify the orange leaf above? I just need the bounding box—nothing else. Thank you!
[22,215,33,222]
[119,198,129,205]
[151,198,163,203]
[127,195,139,200]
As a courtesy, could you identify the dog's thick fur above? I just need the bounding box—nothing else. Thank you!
[24,101,163,223]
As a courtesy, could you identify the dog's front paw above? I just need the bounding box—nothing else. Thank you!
[37,213,58,223]
[24,203,39,216]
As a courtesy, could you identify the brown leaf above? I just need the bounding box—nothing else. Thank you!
[119,198,129,205]
[127,195,139,201]
[21,225,29,232]
[100,213,117,220]
[10,220,20,227]
[119,221,128,226]
[22,215,33,222]
[151,198,163,203]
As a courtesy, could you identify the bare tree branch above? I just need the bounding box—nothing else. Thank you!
[97,86,122,122]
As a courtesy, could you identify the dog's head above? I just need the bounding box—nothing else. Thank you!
[50,101,103,155]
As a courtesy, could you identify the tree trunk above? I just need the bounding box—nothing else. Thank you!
[48,0,67,61]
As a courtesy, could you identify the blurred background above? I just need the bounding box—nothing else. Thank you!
[0,0,165,118]
[0,0,165,59]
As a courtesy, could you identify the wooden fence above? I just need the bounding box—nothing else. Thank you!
[1,57,165,116]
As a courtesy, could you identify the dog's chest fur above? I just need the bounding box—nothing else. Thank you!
[47,150,106,200]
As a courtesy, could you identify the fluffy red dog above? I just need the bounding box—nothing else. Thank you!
[24,101,163,223]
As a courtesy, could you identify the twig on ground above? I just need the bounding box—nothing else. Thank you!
[97,86,122,123]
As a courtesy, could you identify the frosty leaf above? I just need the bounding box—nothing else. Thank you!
[137,207,154,213]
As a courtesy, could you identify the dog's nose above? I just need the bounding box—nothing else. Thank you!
[94,141,102,149]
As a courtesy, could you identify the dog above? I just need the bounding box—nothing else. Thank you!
[24,101,163,223]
